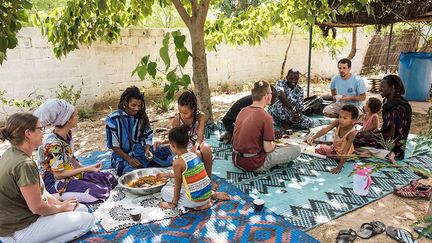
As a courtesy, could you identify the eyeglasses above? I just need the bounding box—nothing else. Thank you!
[34,127,45,132]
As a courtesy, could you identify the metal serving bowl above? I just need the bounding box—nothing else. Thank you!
[118,168,170,195]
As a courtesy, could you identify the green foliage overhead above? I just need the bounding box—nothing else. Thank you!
[205,0,374,51]
[0,0,33,64]
[30,0,68,12]
[35,0,148,58]
[215,0,263,17]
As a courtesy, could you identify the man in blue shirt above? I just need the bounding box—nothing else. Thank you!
[323,58,368,118]
[106,86,173,176]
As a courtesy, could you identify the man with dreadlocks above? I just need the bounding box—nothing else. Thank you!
[106,86,174,176]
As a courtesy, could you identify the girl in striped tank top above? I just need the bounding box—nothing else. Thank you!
[159,125,229,210]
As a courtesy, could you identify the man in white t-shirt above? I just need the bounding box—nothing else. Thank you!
[323,58,368,118]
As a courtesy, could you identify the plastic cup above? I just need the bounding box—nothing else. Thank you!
[335,95,342,102]
[130,208,142,221]
[253,199,265,211]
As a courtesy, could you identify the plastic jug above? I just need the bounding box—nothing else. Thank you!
[353,164,372,196]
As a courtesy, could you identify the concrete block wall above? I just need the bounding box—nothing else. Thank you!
[0,27,372,121]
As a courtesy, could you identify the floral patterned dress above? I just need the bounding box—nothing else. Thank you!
[268,80,314,129]
[38,132,117,204]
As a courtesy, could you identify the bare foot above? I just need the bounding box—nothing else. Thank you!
[211,192,230,201]
[330,167,341,174]
[193,201,213,211]
[387,152,397,164]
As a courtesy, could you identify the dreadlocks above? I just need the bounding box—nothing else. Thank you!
[383,75,405,97]
[118,86,149,132]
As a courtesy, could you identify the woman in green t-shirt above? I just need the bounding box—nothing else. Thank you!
[0,113,94,242]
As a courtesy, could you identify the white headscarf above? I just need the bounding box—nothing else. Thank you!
[33,99,75,127]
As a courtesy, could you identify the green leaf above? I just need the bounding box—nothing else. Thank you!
[180,74,191,87]
[176,50,189,68]
[15,10,28,22]
[137,66,147,80]
[337,5,345,15]
[163,84,169,93]
[160,33,170,71]
[166,88,175,100]
[141,55,150,65]
[166,70,177,83]
[97,0,107,11]
[173,35,186,49]
[7,37,18,49]
[147,62,157,79]
[0,52,5,65]
[159,46,170,71]
[0,38,8,52]
[21,0,33,9]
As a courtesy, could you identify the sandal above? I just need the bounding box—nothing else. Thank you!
[336,229,357,243]
[386,226,417,243]
[394,180,432,199]
[357,221,386,239]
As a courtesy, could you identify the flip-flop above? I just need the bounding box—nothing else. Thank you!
[386,226,418,243]
[336,229,357,243]
[357,221,386,239]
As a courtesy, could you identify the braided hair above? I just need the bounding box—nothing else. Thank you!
[118,86,149,133]
[382,75,405,98]
[177,90,198,131]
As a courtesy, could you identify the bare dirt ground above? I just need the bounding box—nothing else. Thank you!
[1,80,431,242]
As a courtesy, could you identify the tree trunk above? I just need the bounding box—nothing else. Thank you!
[347,27,357,60]
[189,23,213,122]
[280,24,295,79]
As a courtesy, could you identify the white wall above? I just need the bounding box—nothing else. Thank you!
[0,27,371,120]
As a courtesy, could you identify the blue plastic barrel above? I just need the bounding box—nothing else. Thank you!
[398,52,432,101]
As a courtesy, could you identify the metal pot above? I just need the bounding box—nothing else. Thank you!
[118,168,170,195]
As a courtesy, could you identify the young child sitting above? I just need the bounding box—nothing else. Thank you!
[357,97,382,132]
[155,90,219,190]
[307,104,359,174]
[158,125,229,210]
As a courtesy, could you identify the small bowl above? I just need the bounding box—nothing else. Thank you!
[253,199,265,211]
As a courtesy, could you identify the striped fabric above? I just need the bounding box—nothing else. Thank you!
[181,152,212,202]
[106,109,153,152]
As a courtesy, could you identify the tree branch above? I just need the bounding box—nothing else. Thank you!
[347,27,357,60]
[172,0,191,28]
[196,0,211,27]
[190,0,198,17]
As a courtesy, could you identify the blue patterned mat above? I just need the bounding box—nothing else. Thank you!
[204,123,432,231]
[76,121,431,237]
[76,138,318,242]
[73,175,317,242]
